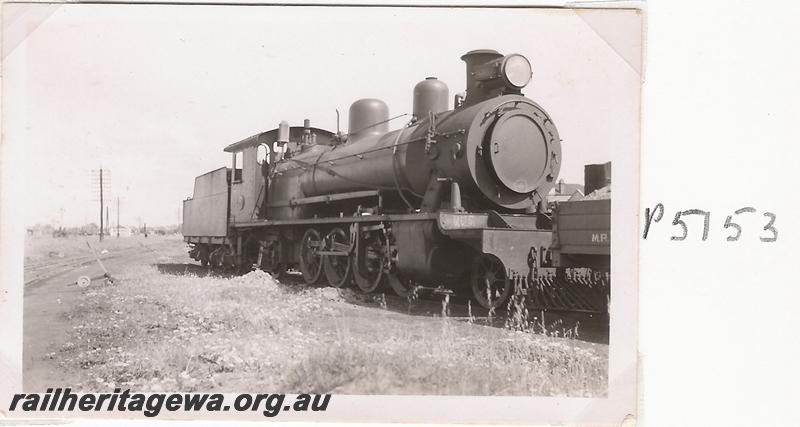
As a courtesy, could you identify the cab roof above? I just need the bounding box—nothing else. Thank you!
[224,126,336,152]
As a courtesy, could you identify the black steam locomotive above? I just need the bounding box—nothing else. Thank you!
[182,49,610,310]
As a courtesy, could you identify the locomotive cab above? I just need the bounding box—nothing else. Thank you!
[223,122,337,223]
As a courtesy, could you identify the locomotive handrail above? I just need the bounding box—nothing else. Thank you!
[271,116,447,176]
[251,183,265,219]
[271,136,425,175]
[275,156,403,192]
[347,113,409,138]
[270,126,465,178]
[481,98,543,122]
[265,189,380,208]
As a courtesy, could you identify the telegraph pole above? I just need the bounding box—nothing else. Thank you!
[99,168,104,241]
[91,168,112,241]
[116,197,120,237]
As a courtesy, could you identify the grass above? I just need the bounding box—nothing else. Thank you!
[25,234,182,264]
[24,234,184,284]
[52,251,608,396]
[283,320,605,396]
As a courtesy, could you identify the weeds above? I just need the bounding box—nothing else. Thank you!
[282,323,606,396]
[379,293,387,310]
[440,293,450,318]
[51,243,607,396]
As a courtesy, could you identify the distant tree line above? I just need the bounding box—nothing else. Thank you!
[26,223,181,237]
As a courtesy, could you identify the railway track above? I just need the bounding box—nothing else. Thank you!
[23,246,144,286]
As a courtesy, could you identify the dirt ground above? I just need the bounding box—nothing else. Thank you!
[23,235,609,396]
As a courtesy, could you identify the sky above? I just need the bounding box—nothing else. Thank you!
[3,5,641,227]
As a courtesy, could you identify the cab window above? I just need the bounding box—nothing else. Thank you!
[232,151,243,182]
[257,143,270,165]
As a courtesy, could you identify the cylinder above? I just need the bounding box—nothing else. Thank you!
[348,98,389,140]
[413,77,449,120]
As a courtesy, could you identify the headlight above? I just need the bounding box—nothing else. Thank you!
[501,54,532,89]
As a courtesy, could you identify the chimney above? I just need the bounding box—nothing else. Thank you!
[460,49,503,105]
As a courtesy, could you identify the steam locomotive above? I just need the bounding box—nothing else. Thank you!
[182,49,610,310]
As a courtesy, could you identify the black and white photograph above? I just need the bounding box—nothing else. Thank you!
[1,3,641,424]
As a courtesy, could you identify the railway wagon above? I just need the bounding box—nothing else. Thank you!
[182,49,610,310]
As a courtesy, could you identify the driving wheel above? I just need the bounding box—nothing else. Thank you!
[323,227,352,288]
[299,228,324,285]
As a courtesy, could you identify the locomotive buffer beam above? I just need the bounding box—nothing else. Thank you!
[437,212,607,313]
[437,213,551,276]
